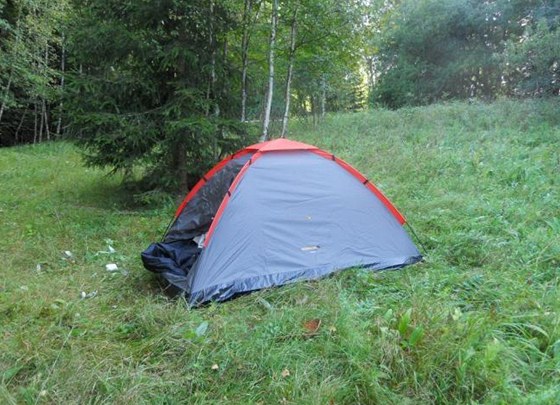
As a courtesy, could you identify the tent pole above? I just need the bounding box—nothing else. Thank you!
[160,217,176,242]
[405,222,427,256]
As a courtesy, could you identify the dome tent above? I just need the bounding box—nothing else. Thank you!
[141,139,422,306]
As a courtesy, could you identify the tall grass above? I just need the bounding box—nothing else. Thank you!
[1,99,559,403]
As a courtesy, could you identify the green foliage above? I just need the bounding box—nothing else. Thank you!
[1,100,559,403]
[289,0,366,113]
[64,0,255,189]
[503,17,560,97]
[370,0,560,108]
[2,0,559,153]
[0,0,70,145]
[372,0,511,108]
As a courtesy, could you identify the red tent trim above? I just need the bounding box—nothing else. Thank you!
[173,149,253,218]
[173,139,407,247]
[311,149,406,225]
[204,151,263,246]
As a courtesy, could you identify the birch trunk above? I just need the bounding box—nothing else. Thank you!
[240,0,253,122]
[261,0,278,142]
[0,28,21,124]
[321,76,326,118]
[281,8,298,138]
[56,35,66,136]
[43,44,50,140]
[15,108,27,143]
[0,75,13,125]
[33,102,38,144]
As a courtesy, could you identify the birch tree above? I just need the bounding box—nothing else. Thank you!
[261,0,278,141]
[280,5,297,138]
[0,0,70,144]
[240,0,254,122]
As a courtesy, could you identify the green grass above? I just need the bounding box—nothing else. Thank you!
[1,99,559,404]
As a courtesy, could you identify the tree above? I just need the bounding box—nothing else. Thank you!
[0,0,69,146]
[280,3,297,138]
[289,0,365,118]
[261,0,278,141]
[370,0,520,108]
[65,0,253,190]
[502,2,560,97]
[368,0,560,108]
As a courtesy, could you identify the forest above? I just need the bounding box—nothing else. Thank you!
[0,0,558,189]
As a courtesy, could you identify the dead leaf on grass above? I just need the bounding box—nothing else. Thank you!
[302,318,321,338]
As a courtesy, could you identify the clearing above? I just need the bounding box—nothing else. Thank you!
[1,100,559,403]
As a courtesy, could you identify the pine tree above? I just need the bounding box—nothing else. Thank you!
[65,0,253,190]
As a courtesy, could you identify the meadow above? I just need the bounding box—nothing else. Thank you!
[1,99,559,404]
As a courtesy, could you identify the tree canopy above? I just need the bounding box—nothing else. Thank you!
[0,0,558,189]
[371,0,559,108]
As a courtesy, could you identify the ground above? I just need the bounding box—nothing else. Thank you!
[1,99,559,404]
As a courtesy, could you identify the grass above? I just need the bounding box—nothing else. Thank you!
[1,99,559,404]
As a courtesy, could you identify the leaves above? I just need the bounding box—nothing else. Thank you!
[65,0,254,189]
[397,308,412,338]
[385,308,425,350]
[303,318,321,334]
[0,0,71,144]
[408,326,425,348]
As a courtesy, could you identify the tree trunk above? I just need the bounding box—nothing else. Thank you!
[0,74,13,125]
[0,28,21,125]
[43,100,50,141]
[15,108,27,144]
[261,0,278,142]
[240,0,253,122]
[297,90,307,119]
[173,20,189,188]
[210,0,219,118]
[365,56,375,95]
[38,102,44,143]
[33,102,38,144]
[281,7,298,138]
[56,35,66,136]
[321,76,327,118]
[311,95,318,126]
[172,142,188,191]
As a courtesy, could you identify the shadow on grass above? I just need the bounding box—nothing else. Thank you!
[61,175,176,214]
[131,271,171,297]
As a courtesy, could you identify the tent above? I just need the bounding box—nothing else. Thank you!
[141,138,422,305]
